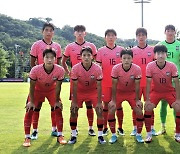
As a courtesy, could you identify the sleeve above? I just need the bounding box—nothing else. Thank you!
[146,63,152,78]
[171,64,179,78]
[30,42,37,57]
[56,43,62,58]
[63,45,70,57]
[90,43,97,56]
[29,67,37,81]
[70,66,78,80]
[57,67,65,81]
[111,65,118,79]
[96,66,103,81]
[135,66,142,80]
[96,50,102,63]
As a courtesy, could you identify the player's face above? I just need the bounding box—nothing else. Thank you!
[74,30,86,39]
[81,50,93,64]
[155,52,167,63]
[42,26,54,40]
[44,53,55,66]
[105,32,117,44]
[136,32,147,44]
[165,29,176,40]
[121,54,132,67]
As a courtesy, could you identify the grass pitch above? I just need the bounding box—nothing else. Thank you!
[0,82,179,154]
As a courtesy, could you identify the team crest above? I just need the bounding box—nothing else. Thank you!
[176,46,180,51]
[147,51,151,56]
[116,52,120,58]
[166,72,170,76]
[91,75,95,79]
[53,76,57,80]
[130,75,134,79]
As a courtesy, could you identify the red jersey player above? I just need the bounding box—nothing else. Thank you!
[108,49,144,143]
[68,47,106,144]
[23,48,66,147]
[96,29,124,135]
[62,25,97,136]
[131,28,156,136]
[144,45,180,143]
[30,23,62,139]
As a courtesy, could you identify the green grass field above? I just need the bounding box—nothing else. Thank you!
[0,82,179,154]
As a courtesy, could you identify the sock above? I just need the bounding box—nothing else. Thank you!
[103,105,108,129]
[52,127,56,132]
[72,130,77,137]
[51,108,56,128]
[55,107,63,132]
[70,117,77,130]
[175,112,180,133]
[86,103,94,128]
[136,114,144,134]
[25,134,31,138]
[132,110,136,127]
[33,129,38,132]
[116,107,123,129]
[151,110,155,129]
[57,132,62,136]
[144,111,152,133]
[24,110,33,135]
[98,131,103,137]
[97,118,103,131]
[108,114,116,134]
[89,126,93,130]
[32,108,40,129]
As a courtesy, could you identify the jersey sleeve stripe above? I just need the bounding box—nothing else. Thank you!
[146,76,152,78]
[30,54,37,58]
[63,54,69,58]
[29,77,37,81]
[172,75,179,78]
[135,78,141,80]
[96,61,102,63]
[97,79,102,81]
[111,76,118,79]
[57,79,64,81]
[72,78,78,81]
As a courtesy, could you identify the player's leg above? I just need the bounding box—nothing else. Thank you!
[116,105,124,136]
[85,101,95,136]
[51,106,57,136]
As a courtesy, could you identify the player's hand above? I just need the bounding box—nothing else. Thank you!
[136,100,143,109]
[108,100,116,111]
[144,100,153,111]
[96,102,103,113]
[54,101,63,110]
[70,102,78,113]
[26,102,35,112]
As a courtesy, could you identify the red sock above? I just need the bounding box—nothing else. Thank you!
[51,109,56,128]
[175,112,180,133]
[24,110,33,135]
[97,118,103,131]
[132,110,136,127]
[144,111,152,132]
[103,105,108,129]
[116,107,123,129]
[151,110,154,127]
[55,108,63,132]
[136,114,144,134]
[32,109,40,129]
[70,117,77,130]
[86,105,94,127]
[108,114,116,133]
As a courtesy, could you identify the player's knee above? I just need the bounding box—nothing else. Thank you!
[134,107,142,116]
[109,107,116,115]
[144,103,154,112]
[173,103,180,113]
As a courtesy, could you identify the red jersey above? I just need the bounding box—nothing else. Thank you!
[146,61,178,93]
[30,40,62,64]
[30,64,65,92]
[111,63,142,92]
[71,62,103,92]
[96,45,124,87]
[64,41,97,67]
[132,45,154,87]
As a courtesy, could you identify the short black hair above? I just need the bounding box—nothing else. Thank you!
[136,27,147,36]
[74,25,86,32]
[43,48,56,57]
[42,23,55,31]
[120,49,133,58]
[165,24,175,32]
[105,29,117,37]
[80,46,93,55]
[154,45,167,53]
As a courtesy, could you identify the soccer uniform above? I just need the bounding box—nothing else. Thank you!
[30,39,62,64]
[146,61,178,106]
[132,45,154,99]
[71,62,103,108]
[24,64,65,136]
[96,45,124,102]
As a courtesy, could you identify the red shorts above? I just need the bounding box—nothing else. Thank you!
[72,91,98,108]
[116,91,136,109]
[27,90,57,107]
[150,91,176,107]
[102,87,112,103]
[140,86,146,101]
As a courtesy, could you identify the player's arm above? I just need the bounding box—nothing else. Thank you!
[26,79,36,112]
[55,80,63,110]
[135,79,143,109]
[30,56,36,68]
[97,80,102,104]
[145,77,152,103]
[57,57,62,65]
[62,55,70,75]
[71,79,78,113]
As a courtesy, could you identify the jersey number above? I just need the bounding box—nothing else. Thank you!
[109,59,116,65]
[160,78,166,84]
[85,81,89,86]
[77,54,81,60]
[167,52,174,58]
[141,58,147,64]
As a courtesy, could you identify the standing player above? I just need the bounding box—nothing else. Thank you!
[62,25,97,136]
[68,47,105,144]
[108,49,144,143]
[131,28,157,136]
[158,25,180,134]
[144,45,180,143]
[30,23,62,139]
[23,48,66,147]
[96,29,124,136]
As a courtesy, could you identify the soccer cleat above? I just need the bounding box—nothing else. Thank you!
[175,135,180,143]
[23,137,31,147]
[102,128,109,136]
[130,129,137,136]
[145,135,152,143]
[117,128,125,136]
[68,136,77,144]
[151,129,158,136]
[98,136,106,144]
[88,129,96,136]
[31,131,38,140]
[57,136,67,144]
[136,134,144,143]
[157,128,166,135]
[109,135,117,144]
[51,130,58,137]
